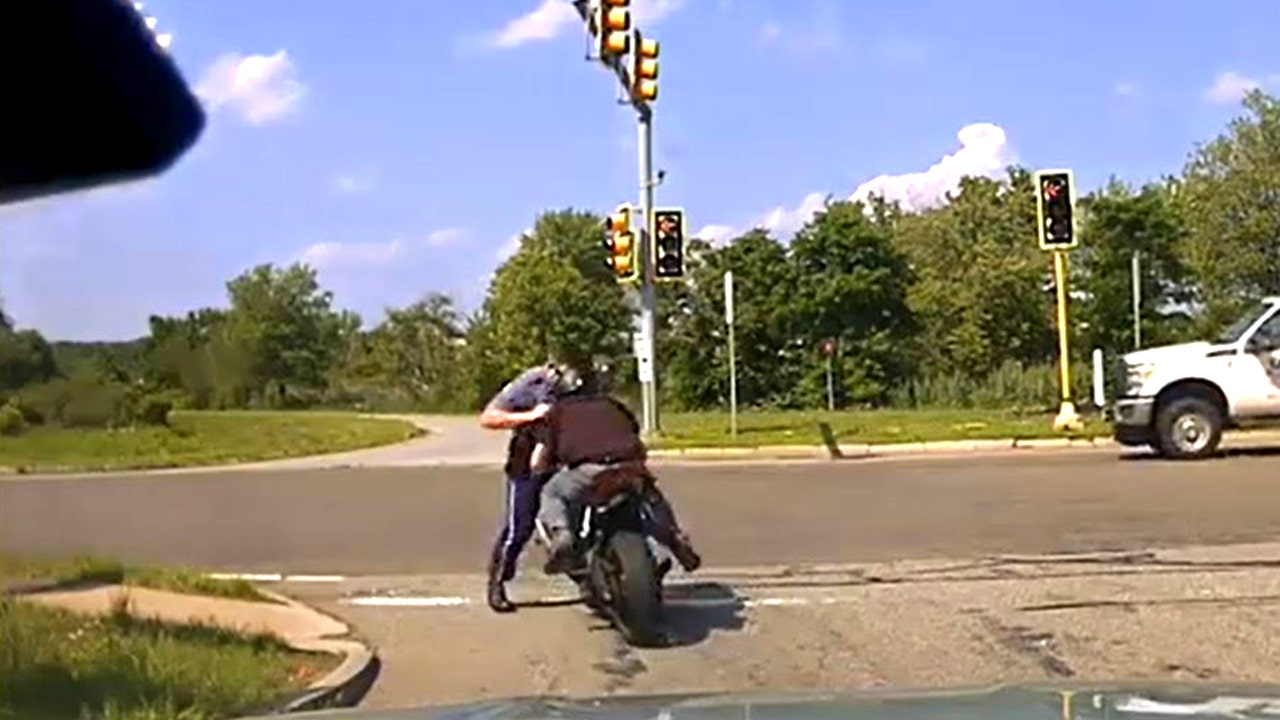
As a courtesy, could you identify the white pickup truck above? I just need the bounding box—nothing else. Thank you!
[1112,296,1280,459]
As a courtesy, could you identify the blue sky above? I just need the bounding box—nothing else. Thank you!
[2,0,1278,341]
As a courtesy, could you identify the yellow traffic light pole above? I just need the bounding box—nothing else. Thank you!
[1034,168,1083,433]
[1051,249,1081,431]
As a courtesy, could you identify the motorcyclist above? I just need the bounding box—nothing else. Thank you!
[478,362,580,613]
[533,373,700,576]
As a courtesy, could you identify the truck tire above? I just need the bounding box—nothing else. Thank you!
[1154,394,1223,460]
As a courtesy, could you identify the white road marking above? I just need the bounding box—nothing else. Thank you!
[204,572,346,583]
[335,594,850,609]
[207,572,284,582]
[344,596,470,607]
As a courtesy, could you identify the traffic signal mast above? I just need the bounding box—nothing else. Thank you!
[574,0,671,436]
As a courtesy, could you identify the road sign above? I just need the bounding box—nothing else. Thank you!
[723,271,735,325]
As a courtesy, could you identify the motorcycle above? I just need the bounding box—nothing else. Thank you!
[535,462,666,648]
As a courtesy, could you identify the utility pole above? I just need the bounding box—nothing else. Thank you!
[725,271,737,437]
[637,102,658,435]
[1131,250,1142,350]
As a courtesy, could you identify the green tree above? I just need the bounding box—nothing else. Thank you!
[1179,90,1280,332]
[662,229,798,409]
[358,293,466,410]
[789,198,915,405]
[222,263,356,406]
[895,169,1055,379]
[473,209,632,392]
[0,327,57,394]
[1075,178,1192,354]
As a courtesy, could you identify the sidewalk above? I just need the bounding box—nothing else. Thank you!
[11,583,379,712]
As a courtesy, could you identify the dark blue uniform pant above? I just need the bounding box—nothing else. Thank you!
[489,472,547,582]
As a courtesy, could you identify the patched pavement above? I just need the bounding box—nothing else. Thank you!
[274,542,1280,709]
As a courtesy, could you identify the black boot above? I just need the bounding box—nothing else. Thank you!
[670,534,702,573]
[487,572,516,613]
[486,548,516,613]
[543,528,577,575]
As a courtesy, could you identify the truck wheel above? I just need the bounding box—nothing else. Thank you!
[1154,395,1223,460]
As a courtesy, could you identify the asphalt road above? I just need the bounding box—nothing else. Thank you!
[4,450,1280,574]
[287,544,1280,708]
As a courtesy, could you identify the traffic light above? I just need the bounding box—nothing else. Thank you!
[1035,169,1078,250]
[652,207,685,281]
[605,203,637,282]
[593,0,631,61]
[629,30,659,103]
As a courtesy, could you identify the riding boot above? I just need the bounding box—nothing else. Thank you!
[669,532,702,573]
[543,528,577,574]
[486,546,516,614]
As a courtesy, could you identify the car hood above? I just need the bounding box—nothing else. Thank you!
[246,682,1280,720]
[1122,342,1218,365]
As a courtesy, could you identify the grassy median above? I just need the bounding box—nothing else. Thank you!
[0,596,332,720]
[653,408,1110,449]
[0,555,269,603]
[0,410,423,473]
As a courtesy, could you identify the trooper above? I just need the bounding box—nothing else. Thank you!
[478,362,581,613]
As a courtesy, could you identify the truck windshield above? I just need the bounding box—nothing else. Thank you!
[1214,304,1272,345]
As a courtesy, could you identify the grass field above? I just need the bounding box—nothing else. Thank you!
[0,596,332,720]
[0,555,269,603]
[0,410,423,473]
[652,408,1110,449]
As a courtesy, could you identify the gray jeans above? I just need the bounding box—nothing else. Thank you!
[537,462,608,535]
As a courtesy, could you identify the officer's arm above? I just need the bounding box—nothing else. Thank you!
[479,379,551,430]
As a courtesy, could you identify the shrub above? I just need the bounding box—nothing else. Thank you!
[133,394,174,427]
[17,378,71,426]
[0,403,25,436]
[60,381,127,428]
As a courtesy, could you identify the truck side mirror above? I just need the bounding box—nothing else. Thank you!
[0,0,205,206]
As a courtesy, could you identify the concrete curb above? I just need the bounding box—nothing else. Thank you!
[254,587,382,714]
[649,435,1115,461]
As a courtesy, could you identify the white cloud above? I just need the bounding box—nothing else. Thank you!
[195,50,306,125]
[849,123,1013,213]
[1114,81,1136,97]
[1204,71,1262,104]
[758,191,831,238]
[488,0,577,48]
[424,228,467,248]
[485,0,684,49]
[329,173,370,194]
[299,239,406,268]
[496,230,530,261]
[298,227,466,268]
[706,123,1015,242]
[756,4,842,54]
[694,224,736,244]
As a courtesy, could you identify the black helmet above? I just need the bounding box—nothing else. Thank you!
[551,364,584,397]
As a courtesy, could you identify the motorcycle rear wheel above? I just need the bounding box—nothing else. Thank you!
[599,530,664,647]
